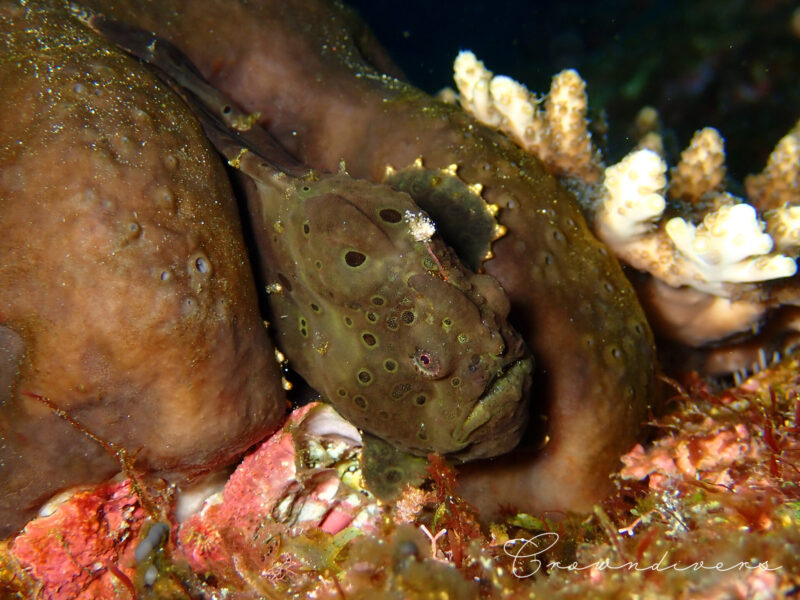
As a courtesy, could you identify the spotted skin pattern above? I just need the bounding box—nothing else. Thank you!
[242,167,532,461]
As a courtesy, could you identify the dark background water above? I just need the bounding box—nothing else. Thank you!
[348,0,799,180]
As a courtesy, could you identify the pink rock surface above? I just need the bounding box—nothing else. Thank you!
[177,402,381,577]
[10,479,148,600]
[6,404,383,597]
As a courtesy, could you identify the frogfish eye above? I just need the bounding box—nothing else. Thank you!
[413,349,441,378]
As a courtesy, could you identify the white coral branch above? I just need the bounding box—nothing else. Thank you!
[595,151,797,297]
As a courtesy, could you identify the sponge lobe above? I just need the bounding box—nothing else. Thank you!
[0,1,285,537]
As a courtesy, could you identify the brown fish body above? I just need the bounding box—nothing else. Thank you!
[69,0,656,516]
[236,163,532,460]
[0,0,285,537]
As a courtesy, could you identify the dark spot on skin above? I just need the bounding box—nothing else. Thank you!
[310,303,321,313]
[354,395,367,409]
[384,359,397,372]
[277,273,292,292]
[346,302,361,311]
[362,332,377,347]
[552,229,565,244]
[386,316,399,330]
[345,251,366,267]
[604,282,615,293]
[221,104,232,115]
[385,468,403,483]
[371,295,385,306]
[357,369,372,384]
[392,383,411,398]
[451,377,461,387]
[160,270,171,281]
[414,394,427,406]
[633,322,645,336]
[543,253,554,266]
[422,256,436,270]
[303,222,310,235]
[337,388,347,397]
[344,316,353,327]
[302,185,311,192]
[299,317,308,337]
[401,310,415,324]
[378,410,389,420]
[417,429,428,441]
[366,312,378,323]
[379,208,402,223]
[315,260,323,270]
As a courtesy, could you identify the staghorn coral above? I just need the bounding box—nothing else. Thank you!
[668,127,726,203]
[765,206,800,256]
[454,51,800,348]
[454,50,604,183]
[599,157,796,299]
[746,120,800,211]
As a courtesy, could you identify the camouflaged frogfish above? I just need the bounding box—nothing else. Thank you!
[93,18,533,461]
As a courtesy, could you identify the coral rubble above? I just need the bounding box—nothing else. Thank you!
[3,367,799,598]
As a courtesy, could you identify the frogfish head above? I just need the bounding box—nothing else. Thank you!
[264,173,532,461]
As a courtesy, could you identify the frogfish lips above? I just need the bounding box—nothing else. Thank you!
[449,356,533,461]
